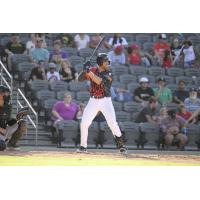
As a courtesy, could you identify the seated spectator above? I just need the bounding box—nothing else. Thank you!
[55,33,74,47]
[29,61,46,82]
[187,107,200,124]
[134,77,154,106]
[142,48,160,66]
[47,63,61,82]
[153,34,170,66]
[153,77,172,106]
[154,107,168,124]
[51,92,80,146]
[170,37,182,61]
[108,33,128,49]
[135,97,158,148]
[127,43,141,65]
[113,87,132,102]
[30,37,49,65]
[160,109,188,150]
[180,40,196,67]
[184,87,200,113]
[161,49,173,68]
[4,33,26,71]
[49,40,68,66]
[74,33,90,51]
[108,45,126,65]
[26,33,37,54]
[176,104,192,121]
[173,80,189,104]
[35,33,47,48]
[59,59,77,82]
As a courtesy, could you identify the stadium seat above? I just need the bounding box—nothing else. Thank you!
[111,65,129,76]
[166,83,178,93]
[184,68,200,77]
[88,122,101,148]
[136,34,152,43]
[166,67,184,77]
[62,47,77,57]
[49,81,69,92]
[148,66,165,77]
[79,48,94,59]
[11,54,31,72]
[68,55,84,67]
[175,76,194,85]
[115,111,131,122]
[123,102,143,113]
[112,82,126,90]
[119,74,137,85]
[165,102,178,111]
[76,91,90,102]
[127,82,139,93]
[129,65,148,76]
[187,124,200,149]
[143,42,154,51]
[56,91,76,100]
[69,80,88,91]
[112,101,123,111]
[36,90,55,108]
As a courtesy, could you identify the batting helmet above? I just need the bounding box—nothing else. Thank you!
[96,53,110,66]
[0,140,6,151]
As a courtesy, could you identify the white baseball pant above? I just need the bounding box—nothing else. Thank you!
[80,97,122,148]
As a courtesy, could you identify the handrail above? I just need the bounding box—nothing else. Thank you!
[0,60,13,103]
[17,88,38,146]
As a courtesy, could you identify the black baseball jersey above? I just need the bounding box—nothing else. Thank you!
[88,67,113,97]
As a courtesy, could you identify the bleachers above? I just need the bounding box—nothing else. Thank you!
[1,33,200,150]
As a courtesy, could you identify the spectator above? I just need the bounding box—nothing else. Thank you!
[135,97,158,148]
[153,34,170,66]
[49,40,68,66]
[162,49,173,68]
[36,33,47,48]
[59,59,77,82]
[74,33,90,51]
[184,87,200,113]
[134,77,154,106]
[154,107,168,124]
[26,33,37,54]
[108,45,126,65]
[176,104,192,121]
[30,37,49,65]
[127,43,141,65]
[51,91,80,146]
[173,80,189,104]
[170,37,182,60]
[55,33,74,47]
[29,61,46,82]
[142,48,160,66]
[113,87,132,102]
[4,34,26,71]
[181,40,196,67]
[153,77,172,106]
[187,107,200,124]
[47,62,61,82]
[160,109,188,150]
[108,33,128,49]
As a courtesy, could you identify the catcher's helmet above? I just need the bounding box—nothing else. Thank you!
[96,53,110,66]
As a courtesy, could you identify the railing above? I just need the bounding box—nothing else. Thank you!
[17,89,38,146]
[0,60,13,102]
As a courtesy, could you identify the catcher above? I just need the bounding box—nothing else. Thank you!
[0,85,29,151]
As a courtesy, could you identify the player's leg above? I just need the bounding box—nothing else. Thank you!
[79,98,100,151]
[100,97,127,153]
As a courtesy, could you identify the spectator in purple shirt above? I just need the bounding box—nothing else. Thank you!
[49,40,68,67]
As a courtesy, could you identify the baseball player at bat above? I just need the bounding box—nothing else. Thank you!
[77,53,127,154]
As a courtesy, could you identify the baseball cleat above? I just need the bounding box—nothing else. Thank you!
[119,146,127,154]
[77,146,88,153]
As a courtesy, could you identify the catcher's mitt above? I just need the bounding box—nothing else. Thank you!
[16,107,29,121]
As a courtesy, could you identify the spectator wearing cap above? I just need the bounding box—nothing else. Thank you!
[134,77,154,106]
[127,43,141,65]
[153,77,172,106]
[160,109,188,150]
[153,34,170,66]
[173,80,189,104]
[108,33,128,49]
[49,40,68,67]
[47,63,60,82]
[184,87,200,113]
[108,45,126,65]
[4,34,26,71]
[30,37,49,65]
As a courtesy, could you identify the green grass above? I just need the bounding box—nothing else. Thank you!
[0,155,199,166]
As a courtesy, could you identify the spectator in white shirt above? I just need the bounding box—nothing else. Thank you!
[108,45,126,65]
[74,33,90,51]
[108,33,128,49]
[47,62,60,83]
[26,33,37,54]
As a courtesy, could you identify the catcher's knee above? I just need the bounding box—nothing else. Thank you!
[18,120,27,133]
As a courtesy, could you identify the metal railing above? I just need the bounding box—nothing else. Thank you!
[0,60,13,102]
[17,89,38,146]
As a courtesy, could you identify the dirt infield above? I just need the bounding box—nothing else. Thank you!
[0,147,200,165]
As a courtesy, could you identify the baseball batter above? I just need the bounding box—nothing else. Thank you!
[77,53,127,153]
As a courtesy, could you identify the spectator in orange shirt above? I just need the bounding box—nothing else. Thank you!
[127,43,141,65]
[153,34,170,66]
